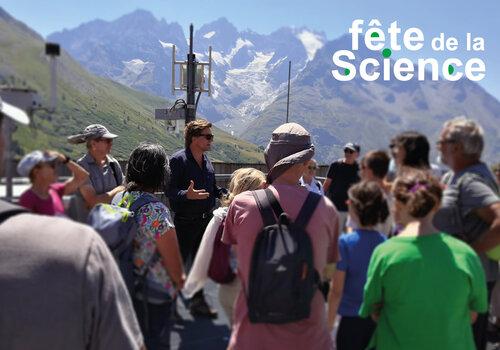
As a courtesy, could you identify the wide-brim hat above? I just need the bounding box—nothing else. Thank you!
[264,123,315,183]
[67,124,118,144]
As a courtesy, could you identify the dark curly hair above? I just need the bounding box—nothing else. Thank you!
[392,171,442,218]
[392,131,431,170]
[125,143,170,192]
[348,181,390,227]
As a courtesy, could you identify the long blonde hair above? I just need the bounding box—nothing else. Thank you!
[221,168,266,207]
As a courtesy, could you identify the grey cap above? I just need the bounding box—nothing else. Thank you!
[17,150,57,177]
[264,123,315,183]
[344,142,360,153]
[67,124,118,144]
[0,96,30,125]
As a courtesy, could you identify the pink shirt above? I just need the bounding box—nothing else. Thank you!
[222,184,340,350]
[19,183,66,216]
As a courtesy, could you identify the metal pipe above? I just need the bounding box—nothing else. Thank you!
[208,46,212,97]
[3,118,13,201]
[286,60,291,123]
[50,57,57,112]
[171,45,176,95]
[186,24,196,124]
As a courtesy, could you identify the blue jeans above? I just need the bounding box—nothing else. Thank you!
[133,297,172,350]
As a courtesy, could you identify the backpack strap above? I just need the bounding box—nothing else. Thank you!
[253,189,280,226]
[0,200,27,224]
[295,192,322,228]
[264,188,284,219]
[109,161,122,187]
[129,193,160,214]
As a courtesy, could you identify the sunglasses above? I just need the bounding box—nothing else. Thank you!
[344,149,355,154]
[198,133,214,141]
[308,166,318,170]
[96,138,113,144]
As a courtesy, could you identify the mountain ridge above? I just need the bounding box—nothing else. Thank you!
[0,7,264,163]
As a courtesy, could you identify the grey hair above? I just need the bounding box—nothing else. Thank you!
[443,116,484,158]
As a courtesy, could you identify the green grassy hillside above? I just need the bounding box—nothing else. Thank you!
[0,8,264,163]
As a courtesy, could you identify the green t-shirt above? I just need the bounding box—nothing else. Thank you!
[359,233,487,350]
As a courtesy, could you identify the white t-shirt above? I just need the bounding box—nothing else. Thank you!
[300,176,324,196]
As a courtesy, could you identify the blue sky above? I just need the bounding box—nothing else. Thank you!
[2,0,499,99]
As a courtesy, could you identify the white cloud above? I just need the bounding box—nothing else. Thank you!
[296,30,324,61]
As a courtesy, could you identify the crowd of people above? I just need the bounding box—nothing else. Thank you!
[0,95,499,350]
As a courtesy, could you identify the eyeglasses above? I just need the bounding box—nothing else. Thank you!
[308,166,318,170]
[344,149,354,154]
[198,133,214,141]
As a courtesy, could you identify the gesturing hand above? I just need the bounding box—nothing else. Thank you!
[186,180,210,200]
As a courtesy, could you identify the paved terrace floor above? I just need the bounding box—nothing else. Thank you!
[169,280,500,350]
[2,181,500,349]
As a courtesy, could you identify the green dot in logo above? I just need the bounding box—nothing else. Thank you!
[448,64,454,75]
[371,32,380,38]
[344,68,350,76]
[382,48,392,58]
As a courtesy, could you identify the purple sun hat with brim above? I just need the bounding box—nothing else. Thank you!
[264,123,315,183]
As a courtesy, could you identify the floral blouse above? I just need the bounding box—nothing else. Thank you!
[122,191,176,298]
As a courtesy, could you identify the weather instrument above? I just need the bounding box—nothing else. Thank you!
[155,24,213,133]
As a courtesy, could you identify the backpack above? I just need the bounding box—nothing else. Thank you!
[87,192,159,295]
[247,188,322,324]
[207,218,236,284]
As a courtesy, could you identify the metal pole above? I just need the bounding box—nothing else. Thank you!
[171,45,176,95]
[50,56,57,112]
[186,24,196,125]
[286,61,291,123]
[4,118,13,201]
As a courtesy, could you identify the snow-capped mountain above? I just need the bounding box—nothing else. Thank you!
[241,35,500,163]
[48,10,326,134]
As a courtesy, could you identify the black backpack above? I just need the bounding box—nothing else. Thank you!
[247,188,321,324]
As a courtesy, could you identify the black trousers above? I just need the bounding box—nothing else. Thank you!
[133,298,172,350]
[173,214,212,271]
[473,281,495,350]
[336,316,376,350]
